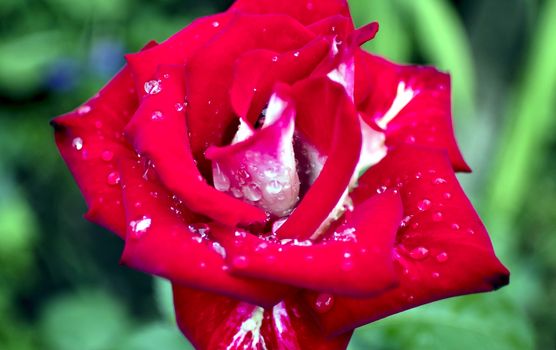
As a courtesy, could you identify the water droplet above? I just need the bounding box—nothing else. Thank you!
[409,246,429,260]
[405,135,416,144]
[376,185,388,194]
[436,252,448,263]
[431,272,440,279]
[443,192,452,200]
[242,183,262,202]
[212,21,220,28]
[151,111,163,121]
[293,51,300,57]
[271,55,278,62]
[417,199,432,211]
[72,137,83,151]
[212,242,226,258]
[451,223,460,230]
[144,80,162,95]
[175,102,184,112]
[129,216,151,237]
[314,293,334,313]
[233,255,248,268]
[213,164,231,192]
[432,211,443,222]
[266,180,283,194]
[77,105,91,115]
[433,177,447,185]
[101,150,114,162]
[343,252,352,259]
[107,171,120,185]
[231,187,243,198]
[466,228,475,235]
[188,223,210,238]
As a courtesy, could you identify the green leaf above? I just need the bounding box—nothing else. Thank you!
[117,322,194,350]
[349,293,534,350]
[153,278,176,322]
[39,290,130,350]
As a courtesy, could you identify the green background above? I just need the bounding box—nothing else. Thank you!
[0,0,553,349]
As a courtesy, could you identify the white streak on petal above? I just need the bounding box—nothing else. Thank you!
[376,82,416,129]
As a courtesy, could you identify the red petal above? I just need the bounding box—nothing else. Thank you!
[125,64,267,226]
[184,13,317,175]
[173,285,353,350]
[355,50,470,172]
[276,77,362,239]
[230,37,330,121]
[125,13,232,98]
[230,0,353,26]
[307,146,509,334]
[217,191,402,297]
[51,66,139,238]
[119,156,289,306]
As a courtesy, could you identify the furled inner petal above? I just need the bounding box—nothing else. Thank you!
[206,86,300,217]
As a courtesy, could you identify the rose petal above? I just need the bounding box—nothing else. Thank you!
[52,66,139,237]
[355,50,470,172]
[307,146,509,334]
[218,191,402,297]
[125,64,267,226]
[206,85,300,217]
[119,155,290,307]
[230,37,331,121]
[276,77,362,239]
[231,0,353,26]
[125,13,232,98]
[184,13,317,175]
[173,285,353,350]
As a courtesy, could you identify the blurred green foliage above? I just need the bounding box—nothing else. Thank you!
[0,0,554,349]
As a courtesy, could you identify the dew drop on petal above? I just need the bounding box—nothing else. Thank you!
[242,183,262,202]
[417,199,432,211]
[409,246,429,260]
[107,171,120,185]
[77,105,91,115]
[175,102,185,112]
[129,216,151,238]
[72,137,83,151]
[432,211,443,222]
[443,192,452,200]
[451,223,460,231]
[144,80,162,95]
[101,150,114,162]
[266,180,283,195]
[314,293,334,313]
[212,242,226,258]
[432,272,440,279]
[436,252,448,263]
[233,255,248,268]
[151,111,163,121]
[433,177,447,185]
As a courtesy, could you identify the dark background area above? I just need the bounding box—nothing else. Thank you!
[0,0,554,349]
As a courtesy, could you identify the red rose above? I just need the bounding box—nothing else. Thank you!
[52,0,509,349]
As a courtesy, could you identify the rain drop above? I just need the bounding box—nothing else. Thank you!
[129,216,151,237]
[175,102,185,112]
[436,252,448,263]
[443,192,452,200]
[409,246,429,260]
[101,150,114,162]
[451,223,460,231]
[266,180,283,195]
[77,105,91,115]
[242,183,262,202]
[151,111,163,121]
[233,255,248,268]
[314,293,334,313]
[144,80,162,95]
[417,199,432,211]
[107,171,120,185]
[433,177,447,185]
[432,211,443,222]
[72,137,83,151]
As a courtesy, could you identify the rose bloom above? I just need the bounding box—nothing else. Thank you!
[52,0,509,349]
